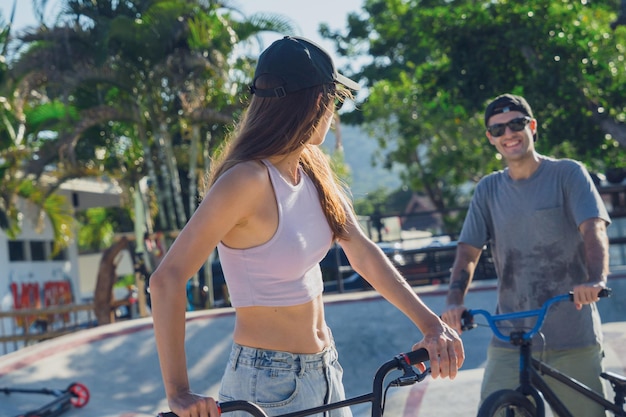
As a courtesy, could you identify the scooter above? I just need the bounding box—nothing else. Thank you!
[1,382,89,417]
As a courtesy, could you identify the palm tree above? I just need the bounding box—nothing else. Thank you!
[5,0,296,307]
[0,4,76,251]
[16,0,295,229]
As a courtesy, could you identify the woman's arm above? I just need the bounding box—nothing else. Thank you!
[338,206,464,379]
[150,162,270,416]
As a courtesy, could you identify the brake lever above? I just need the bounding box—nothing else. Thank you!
[390,355,431,387]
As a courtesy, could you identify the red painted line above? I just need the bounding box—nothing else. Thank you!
[403,378,429,417]
[0,309,237,377]
[0,323,151,377]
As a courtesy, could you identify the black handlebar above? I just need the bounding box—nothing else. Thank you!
[158,401,269,417]
[398,347,430,366]
[157,348,430,417]
[569,287,612,300]
[460,309,476,332]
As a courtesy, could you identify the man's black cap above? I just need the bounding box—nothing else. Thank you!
[484,94,534,126]
[250,36,360,98]
[484,94,536,140]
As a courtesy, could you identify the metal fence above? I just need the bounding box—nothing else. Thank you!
[0,300,135,355]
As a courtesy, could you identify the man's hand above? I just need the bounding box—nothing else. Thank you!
[441,305,467,335]
[572,282,606,310]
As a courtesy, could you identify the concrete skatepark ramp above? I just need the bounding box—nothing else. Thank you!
[1,279,625,417]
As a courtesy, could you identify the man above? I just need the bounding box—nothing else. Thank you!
[442,94,610,417]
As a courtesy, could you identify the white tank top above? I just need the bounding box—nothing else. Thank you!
[217,160,333,307]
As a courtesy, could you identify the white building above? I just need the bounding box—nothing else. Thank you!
[0,177,123,315]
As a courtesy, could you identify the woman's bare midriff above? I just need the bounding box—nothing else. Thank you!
[232,294,330,354]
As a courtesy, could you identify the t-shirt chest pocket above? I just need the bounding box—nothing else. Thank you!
[531,206,570,245]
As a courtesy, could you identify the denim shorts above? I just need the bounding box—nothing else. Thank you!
[219,342,352,417]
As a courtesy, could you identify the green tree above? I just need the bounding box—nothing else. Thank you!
[3,0,301,309]
[325,0,626,233]
[8,0,295,232]
[0,5,76,251]
[76,207,134,252]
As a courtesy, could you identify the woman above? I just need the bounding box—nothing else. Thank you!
[151,36,464,417]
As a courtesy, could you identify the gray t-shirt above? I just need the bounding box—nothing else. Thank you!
[460,156,610,349]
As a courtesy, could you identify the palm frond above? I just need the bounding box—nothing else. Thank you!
[42,193,75,255]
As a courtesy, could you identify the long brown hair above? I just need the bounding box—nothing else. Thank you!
[208,76,353,239]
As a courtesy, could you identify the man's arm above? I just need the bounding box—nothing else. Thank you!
[574,217,610,308]
[446,243,484,304]
[442,242,483,333]
[579,217,610,283]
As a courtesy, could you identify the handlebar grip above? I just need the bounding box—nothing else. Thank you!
[219,400,268,417]
[158,400,268,417]
[402,348,429,365]
[460,310,476,331]
[568,287,612,301]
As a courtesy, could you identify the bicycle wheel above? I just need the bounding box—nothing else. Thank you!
[477,389,537,417]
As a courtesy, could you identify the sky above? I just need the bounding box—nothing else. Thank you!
[1,0,364,62]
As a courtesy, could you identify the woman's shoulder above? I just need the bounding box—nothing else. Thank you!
[211,160,270,195]
[218,160,268,184]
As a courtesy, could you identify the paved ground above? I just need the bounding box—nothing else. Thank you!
[1,277,625,417]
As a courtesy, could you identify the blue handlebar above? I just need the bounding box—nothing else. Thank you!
[464,288,611,342]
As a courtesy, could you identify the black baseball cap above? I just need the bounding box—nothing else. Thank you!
[484,94,534,126]
[484,94,536,140]
[250,36,360,98]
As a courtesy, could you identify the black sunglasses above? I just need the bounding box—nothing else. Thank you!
[487,116,531,137]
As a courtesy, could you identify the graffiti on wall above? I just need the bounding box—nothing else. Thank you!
[9,281,73,327]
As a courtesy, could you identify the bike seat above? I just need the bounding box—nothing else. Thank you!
[601,371,626,388]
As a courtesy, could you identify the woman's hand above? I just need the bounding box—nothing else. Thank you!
[412,319,464,380]
[169,391,219,417]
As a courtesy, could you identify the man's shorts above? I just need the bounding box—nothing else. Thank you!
[481,344,606,417]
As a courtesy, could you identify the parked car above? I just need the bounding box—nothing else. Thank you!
[397,241,495,285]
[322,240,496,293]
[320,242,405,293]
[320,241,405,279]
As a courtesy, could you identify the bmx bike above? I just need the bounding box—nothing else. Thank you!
[461,288,626,417]
[157,348,430,417]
